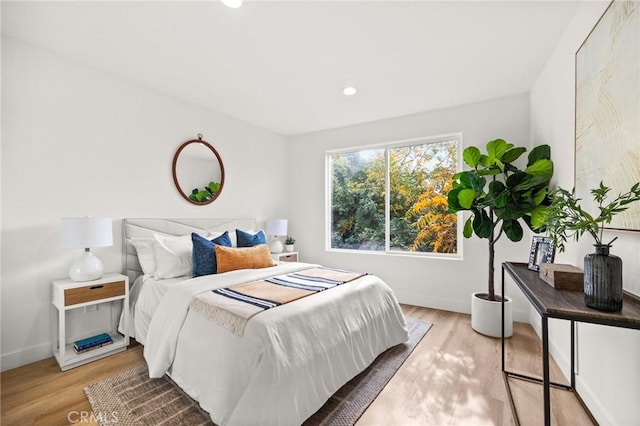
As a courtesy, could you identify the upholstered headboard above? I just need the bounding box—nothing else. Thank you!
[123,218,257,284]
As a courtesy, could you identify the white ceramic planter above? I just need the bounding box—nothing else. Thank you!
[285,244,295,252]
[471,292,513,338]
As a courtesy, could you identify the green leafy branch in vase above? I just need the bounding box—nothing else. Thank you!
[189,181,221,203]
[546,181,640,252]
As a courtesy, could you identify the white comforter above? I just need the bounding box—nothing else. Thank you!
[118,275,187,344]
[144,262,408,425]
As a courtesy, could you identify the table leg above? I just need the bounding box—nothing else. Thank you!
[58,306,65,364]
[571,320,576,389]
[542,316,551,426]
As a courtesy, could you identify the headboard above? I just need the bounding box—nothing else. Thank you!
[123,218,257,284]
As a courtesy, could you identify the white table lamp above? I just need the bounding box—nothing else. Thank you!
[265,218,288,254]
[61,217,113,281]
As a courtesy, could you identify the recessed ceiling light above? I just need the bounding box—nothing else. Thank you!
[343,87,357,96]
[221,0,243,8]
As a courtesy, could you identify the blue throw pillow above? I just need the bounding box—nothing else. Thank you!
[236,229,267,247]
[192,232,232,277]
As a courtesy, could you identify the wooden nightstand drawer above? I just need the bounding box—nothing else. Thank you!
[279,253,298,262]
[64,281,125,306]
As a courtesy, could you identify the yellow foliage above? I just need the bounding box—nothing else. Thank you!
[408,184,457,253]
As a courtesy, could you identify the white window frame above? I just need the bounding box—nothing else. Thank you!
[326,133,463,259]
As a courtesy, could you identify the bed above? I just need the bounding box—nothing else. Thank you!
[122,218,409,425]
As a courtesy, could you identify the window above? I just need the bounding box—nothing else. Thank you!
[327,135,460,255]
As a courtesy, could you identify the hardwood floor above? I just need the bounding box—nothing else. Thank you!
[360,305,594,426]
[1,305,595,425]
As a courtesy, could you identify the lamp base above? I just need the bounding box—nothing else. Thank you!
[269,239,284,254]
[69,251,104,282]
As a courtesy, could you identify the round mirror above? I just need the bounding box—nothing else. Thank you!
[172,135,225,205]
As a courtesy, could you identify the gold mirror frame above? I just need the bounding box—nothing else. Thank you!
[172,134,225,205]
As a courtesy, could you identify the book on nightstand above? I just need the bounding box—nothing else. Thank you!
[73,333,113,352]
[73,340,113,354]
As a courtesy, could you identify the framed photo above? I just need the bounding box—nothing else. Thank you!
[528,236,555,272]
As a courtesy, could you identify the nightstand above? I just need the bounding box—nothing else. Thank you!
[271,252,299,263]
[51,273,129,371]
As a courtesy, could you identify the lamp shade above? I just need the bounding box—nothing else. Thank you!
[61,217,113,249]
[265,219,288,237]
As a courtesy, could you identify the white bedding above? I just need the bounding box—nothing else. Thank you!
[118,275,188,345]
[143,262,408,425]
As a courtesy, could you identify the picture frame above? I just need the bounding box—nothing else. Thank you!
[575,0,640,231]
[528,236,555,272]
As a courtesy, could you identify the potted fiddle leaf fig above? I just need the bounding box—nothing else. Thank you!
[545,182,640,311]
[448,139,553,337]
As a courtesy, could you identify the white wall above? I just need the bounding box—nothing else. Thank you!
[530,1,639,424]
[0,38,289,370]
[288,93,537,321]
[3,6,635,423]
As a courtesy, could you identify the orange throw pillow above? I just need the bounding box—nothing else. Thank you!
[215,244,275,274]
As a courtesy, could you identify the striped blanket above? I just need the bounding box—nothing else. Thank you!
[190,267,367,336]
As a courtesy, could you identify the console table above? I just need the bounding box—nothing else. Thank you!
[501,262,640,426]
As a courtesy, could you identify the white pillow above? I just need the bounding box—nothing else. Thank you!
[131,238,157,276]
[153,233,195,279]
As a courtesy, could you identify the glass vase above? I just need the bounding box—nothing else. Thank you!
[583,244,623,312]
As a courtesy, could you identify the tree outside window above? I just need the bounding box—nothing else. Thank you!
[328,137,459,254]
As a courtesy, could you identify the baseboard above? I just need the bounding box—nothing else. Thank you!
[396,292,530,323]
[513,308,530,323]
[575,376,616,425]
[528,310,620,425]
[548,329,571,379]
[396,292,468,316]
[1,342,52,372]
[529,312,572,380]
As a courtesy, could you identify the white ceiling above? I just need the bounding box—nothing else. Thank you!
[2,1,581,136]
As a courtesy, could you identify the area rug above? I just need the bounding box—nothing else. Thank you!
[85,317,431,426]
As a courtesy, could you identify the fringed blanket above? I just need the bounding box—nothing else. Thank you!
[190,267,367,336]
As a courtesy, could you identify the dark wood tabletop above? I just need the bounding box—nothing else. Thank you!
[503,262,640,329]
